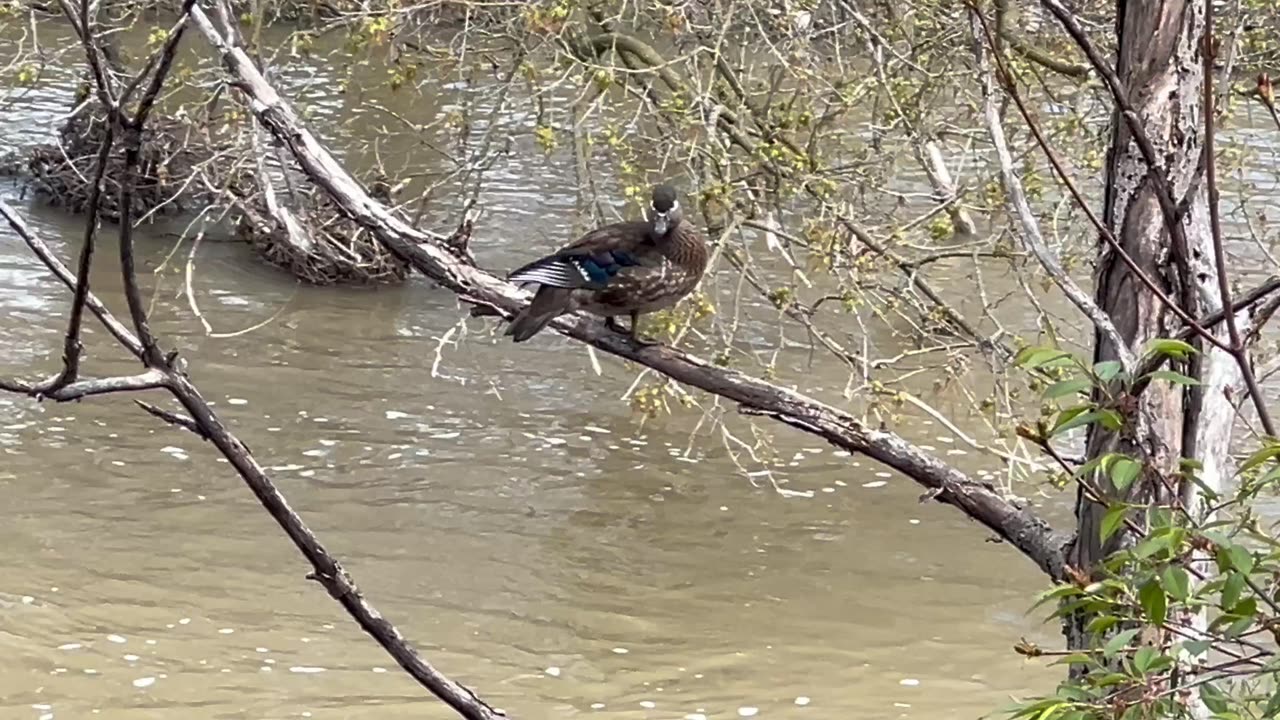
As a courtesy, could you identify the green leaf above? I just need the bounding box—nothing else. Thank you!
[1103,627,1140,658]
[1097,409,1124,431]
[1161,566,1190,601]
[1032,702,1066,720]
[1016,346,1074,369]
[1220,572,1245,610]
[1132,531,1173,560]
[1228,596,1258,619]
[1181,639,1212,658]
[1145,369,1201,386]
[1087,615,1121,635]
[1237,442,1280,476]
[1139,579,1167,622]
[1052,410,1109,436]
[1108,457,1141,491]
[1029,583,1083,612]
[1048,653,1093,668]
[1200,682,1230,714]
[1181,471,1219,502]
[1224,613,1255,638]
[1092,360,1123,382]
[1146,338,1198,360]
[1131,646,1159,674]
[1100,504,1129,543]
[1044,378,1093,400]
[1227,545,1255,574]
[1256,465,1280,488]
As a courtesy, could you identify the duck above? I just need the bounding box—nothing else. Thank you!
[504,183,708,345]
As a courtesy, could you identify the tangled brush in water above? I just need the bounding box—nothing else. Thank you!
[18,91,234,222]
[233,179,410,286]
[8,83,410,286]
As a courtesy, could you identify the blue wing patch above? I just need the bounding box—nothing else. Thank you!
[578,258,611,284]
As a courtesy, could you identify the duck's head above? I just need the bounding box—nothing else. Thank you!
[648,183,682,239]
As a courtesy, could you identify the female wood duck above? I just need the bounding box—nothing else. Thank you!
[504,184,708,345]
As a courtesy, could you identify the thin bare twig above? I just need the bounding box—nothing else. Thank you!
[1202,0,1276,436]
[0,370,170,401]
[971,11,1134,372]
[44,122,114,391]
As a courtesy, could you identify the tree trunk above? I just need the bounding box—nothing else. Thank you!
[1067,0,1242,665]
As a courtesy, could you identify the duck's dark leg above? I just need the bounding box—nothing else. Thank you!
[628,310,661,347]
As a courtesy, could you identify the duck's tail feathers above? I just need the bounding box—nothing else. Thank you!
[506,286,573,342]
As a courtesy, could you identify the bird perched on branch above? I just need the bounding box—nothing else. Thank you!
[504,183,708,345]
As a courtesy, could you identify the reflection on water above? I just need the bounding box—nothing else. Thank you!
[1,15,1277,720]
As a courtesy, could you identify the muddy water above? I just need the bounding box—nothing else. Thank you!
[0,18,1277,720]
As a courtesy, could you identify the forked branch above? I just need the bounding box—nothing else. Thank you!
[186,2,1071,579]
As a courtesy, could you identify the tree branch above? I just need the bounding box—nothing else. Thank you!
[1202,0,1276,436]
[0,370,169,401]
[1004,34,1089,78]
[973,12,1136,373]
[0,199,143,356]
[188,2,1071,580]
[47,121,114,391]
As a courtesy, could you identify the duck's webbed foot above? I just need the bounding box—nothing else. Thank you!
[605,315,627,334]
[628,310,662,347]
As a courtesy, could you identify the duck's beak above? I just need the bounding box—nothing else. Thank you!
[652,213,669,237]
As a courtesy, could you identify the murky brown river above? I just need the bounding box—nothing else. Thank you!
[1,18,1278,720]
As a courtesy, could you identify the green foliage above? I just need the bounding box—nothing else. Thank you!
[1006,335,1280,720]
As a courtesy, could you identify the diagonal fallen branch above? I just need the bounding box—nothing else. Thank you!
[188,3,1072,579]
[0,5,507,717]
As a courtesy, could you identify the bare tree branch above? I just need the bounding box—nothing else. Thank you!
[973,11,1135,373]
[0,199,142,355]
[1201,0,1276,437]
[0,369,169,401]
[187,1,1071,579]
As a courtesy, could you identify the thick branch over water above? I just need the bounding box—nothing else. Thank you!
[188,2,1071,580]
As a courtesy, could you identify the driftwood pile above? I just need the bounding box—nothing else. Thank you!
[22,93,229,221]
[233,179,410,285]
[12,84,409,286]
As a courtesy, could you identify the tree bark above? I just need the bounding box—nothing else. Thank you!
[1065,0,1244,662]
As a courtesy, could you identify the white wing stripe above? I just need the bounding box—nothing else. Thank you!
[509,260,589,288]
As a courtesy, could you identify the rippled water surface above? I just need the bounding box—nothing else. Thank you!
[2,18,1279,720]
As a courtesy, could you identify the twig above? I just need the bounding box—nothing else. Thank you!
[1202,0,1276,436]
[117,126,165,368]
[45,120,115,391]
[136,400,207,438]
[972,11,1135,373]
[1255,74,1279,132]
[0,370,170,401]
